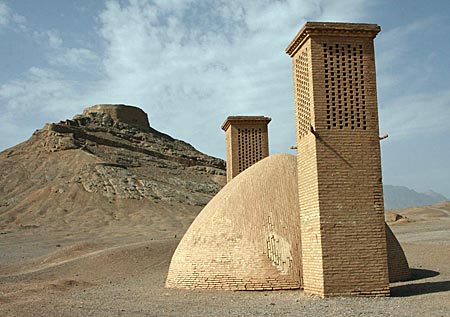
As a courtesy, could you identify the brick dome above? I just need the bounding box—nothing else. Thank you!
[166,153,302,290]
[166,154,409,290]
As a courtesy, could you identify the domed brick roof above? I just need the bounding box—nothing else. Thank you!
[166,153,409,290]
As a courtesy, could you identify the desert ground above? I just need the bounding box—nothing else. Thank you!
[0,202,449,317]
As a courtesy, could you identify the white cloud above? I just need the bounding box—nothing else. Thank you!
[94,0,372,156]
[47,30,63,48]
[0,67,77,114]
[0,1,26,30]
[50,47,98,67]
[0,2,9,27]
[379,91,450,138]
[2,6,95,70]
[0,0,375,156]
[376,18,450,142]
[0,67,84,150]
[30,29,99,69]
[32,29,63,48]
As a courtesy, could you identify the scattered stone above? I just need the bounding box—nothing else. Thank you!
[388,213,405,222]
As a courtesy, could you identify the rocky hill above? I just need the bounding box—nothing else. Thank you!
[0,105,226,233]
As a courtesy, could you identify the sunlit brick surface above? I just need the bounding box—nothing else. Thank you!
[385,225,411,282]
[166,154,302,290]
[221,116,271,182]
[165,22,409,296]
[286,22,390,297]
[165,154,409,291]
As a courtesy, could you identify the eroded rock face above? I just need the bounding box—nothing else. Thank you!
[38,108,224,170]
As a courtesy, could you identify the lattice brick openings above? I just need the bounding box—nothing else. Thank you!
[286,22,390,297]
[323,43,367,130]
[222,116,271,182]
[294,48,312,139]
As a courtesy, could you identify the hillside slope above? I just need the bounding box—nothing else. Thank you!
[0,106,226,234]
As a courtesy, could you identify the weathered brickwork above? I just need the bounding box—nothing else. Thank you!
[385,224,411,282]
[166,154,302,290]
[82,104,150,130]
[165,154,409,290]
[286,22,390,297]
[221,116,271,182]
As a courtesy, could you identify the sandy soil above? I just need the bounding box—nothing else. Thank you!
[1,204,450,317]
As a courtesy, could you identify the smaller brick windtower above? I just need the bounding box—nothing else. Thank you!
[221,116,271,182]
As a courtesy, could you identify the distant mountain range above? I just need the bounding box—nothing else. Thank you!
[384,185,448,210]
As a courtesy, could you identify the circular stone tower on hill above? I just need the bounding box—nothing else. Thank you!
[82,104,150,130]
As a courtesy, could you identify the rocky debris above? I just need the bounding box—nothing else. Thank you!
[387,213,406,223]
[187,165,226,176]
[35,110,224,170]
[37,109,226,205]
[74,163,222,205]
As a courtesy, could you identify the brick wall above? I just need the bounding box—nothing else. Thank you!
[286,22,390,297]
[385,224,411,282]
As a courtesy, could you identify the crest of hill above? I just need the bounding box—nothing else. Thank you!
[0,105,226,234]
[81,104,150,131]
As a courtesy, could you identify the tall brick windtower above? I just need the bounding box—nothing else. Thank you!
[286,22,389,297]
[221,116,271,182]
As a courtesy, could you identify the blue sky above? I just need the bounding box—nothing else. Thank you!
[0,0,449,197]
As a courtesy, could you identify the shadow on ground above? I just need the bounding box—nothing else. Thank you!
[391,268,450,297]
[409,268,440,280]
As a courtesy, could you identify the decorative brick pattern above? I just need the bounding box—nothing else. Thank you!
[221,116,271,182]
[294,48,312,138]
[323,43,367,130]
[237,127,264,173]
[286,22,390,297]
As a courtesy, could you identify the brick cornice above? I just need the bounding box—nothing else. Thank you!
[286,22,381,57]
[221,116,272,131]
